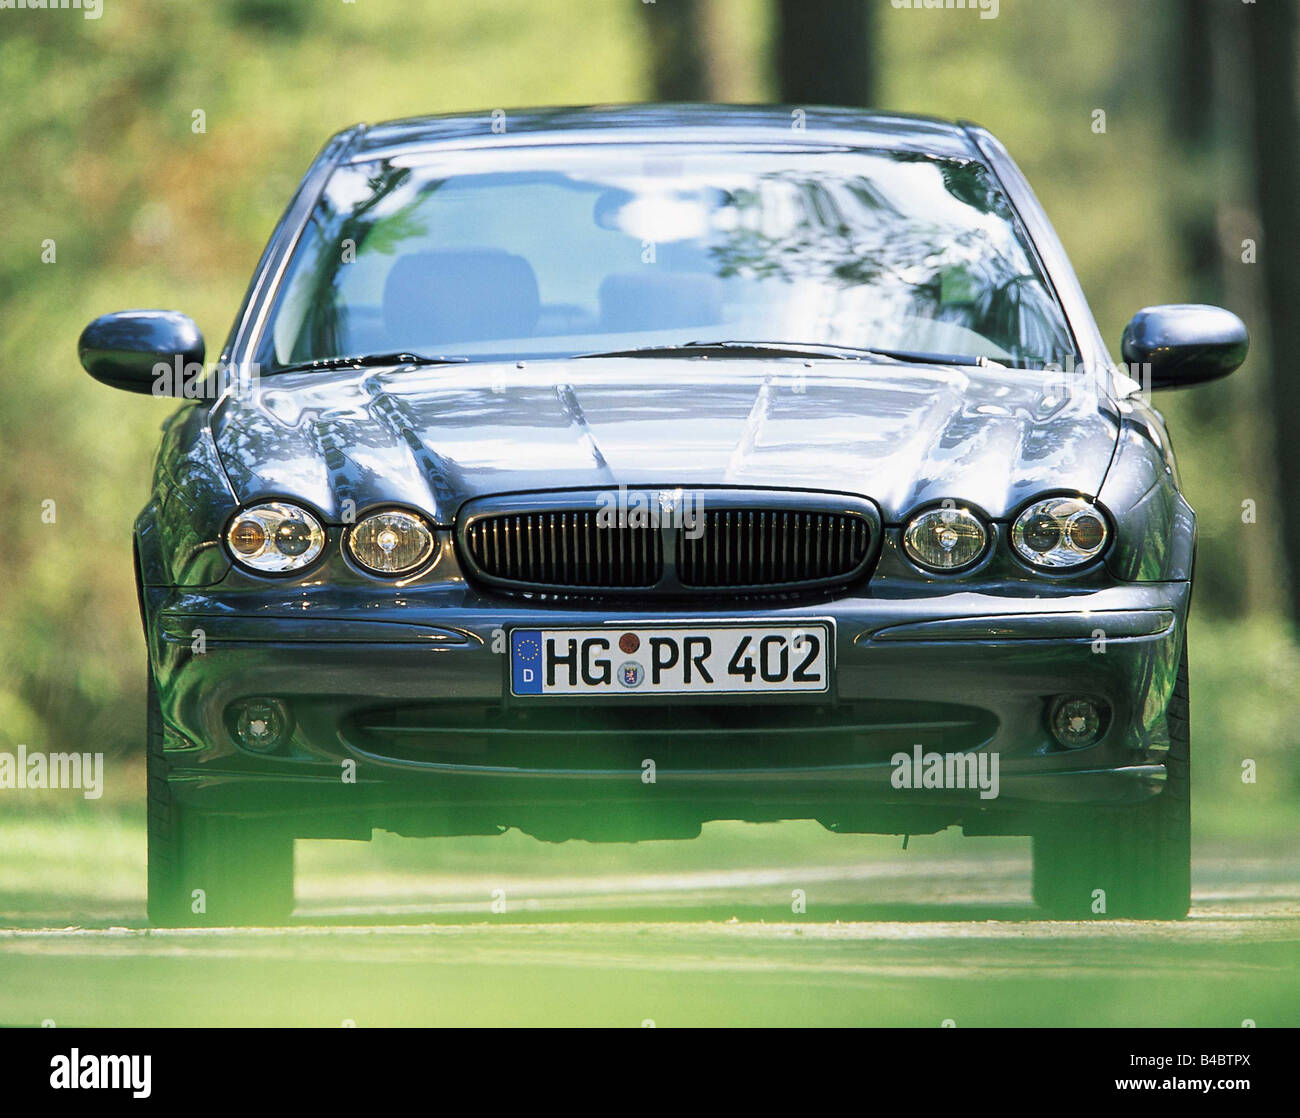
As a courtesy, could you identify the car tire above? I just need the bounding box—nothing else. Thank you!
[1031,637,1191,920]
[146,671,295,927]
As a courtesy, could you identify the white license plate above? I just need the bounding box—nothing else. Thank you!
[509,623,832,696]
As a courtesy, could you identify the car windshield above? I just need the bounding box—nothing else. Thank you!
[260,144,1078,372]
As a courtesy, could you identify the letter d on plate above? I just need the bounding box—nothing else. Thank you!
[511,630,543,694]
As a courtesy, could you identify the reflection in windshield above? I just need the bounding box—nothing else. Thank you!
[261,146,1077,372]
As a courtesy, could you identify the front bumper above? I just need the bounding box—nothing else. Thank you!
[146,577,1189,840]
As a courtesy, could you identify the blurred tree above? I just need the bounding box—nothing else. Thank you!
[1166,0,1223,308]
[226,0,312,35]
[639,0,720,100]
[774,0,874,106]
[1246,0,1300,628]
[1160,0,1246,616]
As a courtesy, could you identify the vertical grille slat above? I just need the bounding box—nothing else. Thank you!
[723,511,732,583]
[597,515,607,585]
[577,510,588,584]
[705,509,712,582]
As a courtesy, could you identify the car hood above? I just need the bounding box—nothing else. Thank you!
[211,357,1121,523]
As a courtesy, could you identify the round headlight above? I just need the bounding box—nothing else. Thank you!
[347,509,435,574]
[226,502,325,573]
[902,506,988,572]
[1012,496,1109,569]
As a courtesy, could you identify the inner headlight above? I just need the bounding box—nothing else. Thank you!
[902,506,988,572]
[1011,496,1109,569]
[226,502,325,573]
[347,509,435,574]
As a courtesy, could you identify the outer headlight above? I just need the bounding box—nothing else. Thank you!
[1011,496,1109,569]
[902,505,988,572]
[226,501,325,573]
[347,509,435,574]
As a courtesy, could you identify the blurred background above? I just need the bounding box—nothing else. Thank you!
[0,0,1297,921]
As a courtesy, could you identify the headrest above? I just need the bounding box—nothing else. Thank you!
[598,271,724,334]
[382,249,540,349]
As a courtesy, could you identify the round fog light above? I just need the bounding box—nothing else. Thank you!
[1049,696,1107,750]
[233,697,291,753]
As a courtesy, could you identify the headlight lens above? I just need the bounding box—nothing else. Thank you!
[902,506,988,571]
[226,502,325,573]
[1011,496,1108,569]
[347,509,435,574]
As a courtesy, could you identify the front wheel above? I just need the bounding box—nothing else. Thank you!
[1031,639,1191,919]
[146,673,295,927]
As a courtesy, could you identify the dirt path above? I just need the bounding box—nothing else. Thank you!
[2,853,1296,1026]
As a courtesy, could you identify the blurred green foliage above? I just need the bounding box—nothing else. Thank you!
[0,0,1294,829]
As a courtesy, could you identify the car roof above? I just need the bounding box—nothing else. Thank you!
[345,103,983,163]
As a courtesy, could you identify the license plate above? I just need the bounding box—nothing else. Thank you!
[509,623,832,696]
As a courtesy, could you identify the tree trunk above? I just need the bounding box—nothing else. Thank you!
[1245,1,1300,628]
[774,0,873,107]
[639,0,718,101]
[1167,0,1223,308]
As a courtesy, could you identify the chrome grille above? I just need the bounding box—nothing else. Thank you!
[678,509,871,588]
[458,491,878,595]
[464,511,662,588]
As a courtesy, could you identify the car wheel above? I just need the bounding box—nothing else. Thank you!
[1031,637,1191,919]
[146,671,295,927]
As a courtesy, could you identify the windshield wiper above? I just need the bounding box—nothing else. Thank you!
[274,351,471,374]
[574,340,1005,367]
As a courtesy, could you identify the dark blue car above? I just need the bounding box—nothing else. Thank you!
[79,106,1248,924]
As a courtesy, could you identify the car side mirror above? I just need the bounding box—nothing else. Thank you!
[1120,304,1247,390]
[78,310,205,395]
